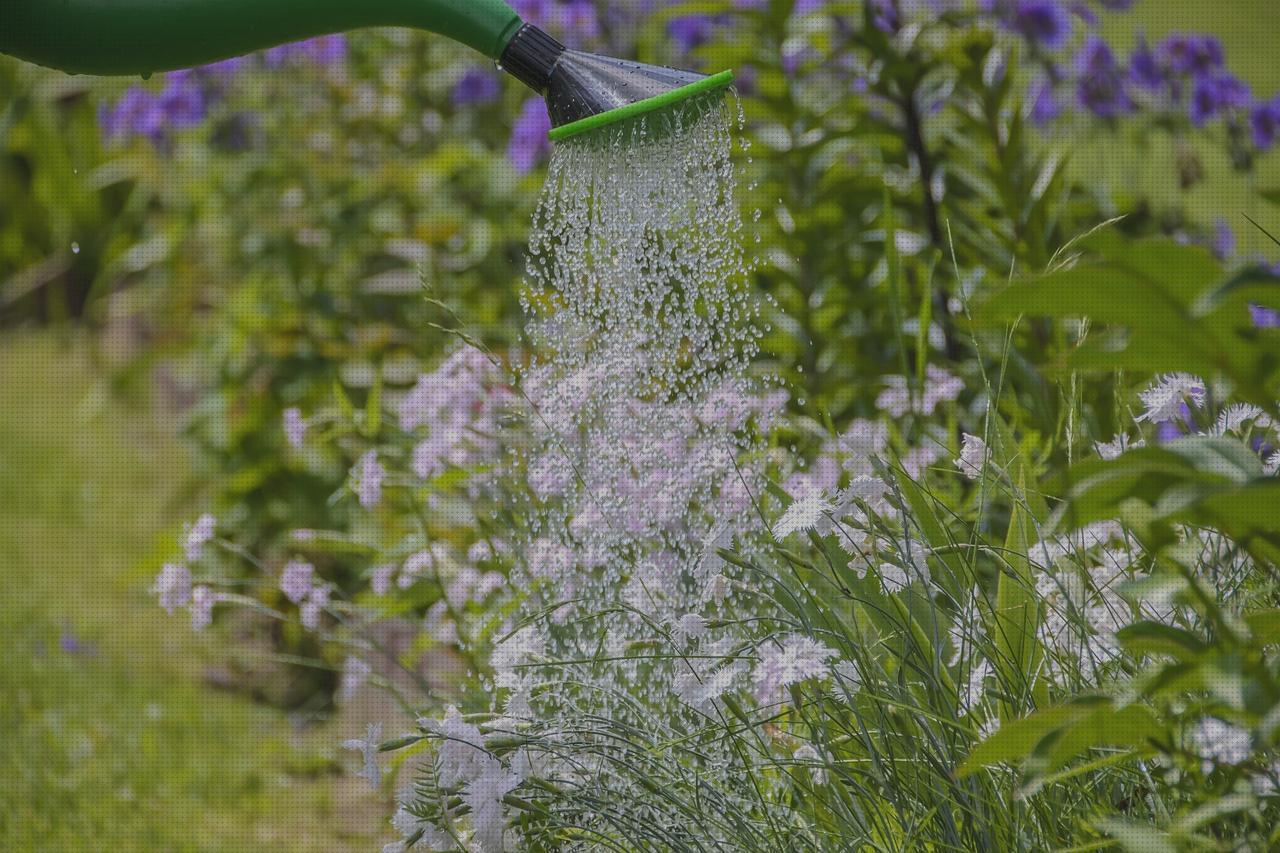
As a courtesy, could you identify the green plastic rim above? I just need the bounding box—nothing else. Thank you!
[547,69,735,142]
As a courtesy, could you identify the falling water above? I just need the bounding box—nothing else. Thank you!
[484,91,791,845]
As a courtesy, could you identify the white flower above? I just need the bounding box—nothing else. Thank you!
[388,804,452,851]
[959,660,992,713]
[1136,373,1205,423]
[189,585,217,631]
[424,600,459,645]
[900,444,940,479]
[300,584,330,631]
[462,760,519,853]
[879,366,964,417]
[429,705,488,789]
[1029,521,1125,568]
[1095,433,1143,460]
[283,407,307,448]
[280,560,314,604]
[152,563,192,614]
[1193,717,1251,773]
[1212,403,1272,437]
[370,563,397,596]
[675,659,746,713]
[342,722,382,789]
[877,561,911,592]
[492,626,543,689]
[339,656,372,704]
[752,635,837,705]
[183,513,216,562]
[355,450,385,509]
[839,418,889,458]
[793,742,829,784]
[955,433,990,480]
[836,475,892,517]
[676,613,709,641]
[774,494,835,539]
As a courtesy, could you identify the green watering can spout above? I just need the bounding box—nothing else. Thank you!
[0,0,732,142]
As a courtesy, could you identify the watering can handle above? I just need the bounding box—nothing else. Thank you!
[0,0,525,75]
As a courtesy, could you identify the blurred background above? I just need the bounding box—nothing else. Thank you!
[1,0,1277,849]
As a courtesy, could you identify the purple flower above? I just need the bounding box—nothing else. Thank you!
[511,0,553,26]
[1189,73,1251,127]
[508,98,551,174]
[1158,34,1224,76]
[264,35,347,67]
[201,56,246,78]
[1074,35,1132,118]
[100,86,165,141]
[668,15,720,51]
[1156,401,1194,443]
[1010,1,1072,50]
[868,0,901,33]
[1212,219,1236,261]
[793,0,827,14]
[1251,304,1280,328]
[303,34,347,65]
[556,0,601,44]
[1251,95,1280,150]
[1029,72,1065,125]
[452,68,501,107]
[280,560,315,604]
[1128,35,1164,91]
[159,71,206,129]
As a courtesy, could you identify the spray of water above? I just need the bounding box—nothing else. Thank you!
[427,93,796,848]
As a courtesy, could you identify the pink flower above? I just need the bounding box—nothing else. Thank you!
[280,559,314,604]
[152,563,192,614]
[283,407,307,448]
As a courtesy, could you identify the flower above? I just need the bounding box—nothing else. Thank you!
[1094,432,1143,460]
[189,585,217,631]
[355,450,385,509]
[955,433,990,480]
[876,365,963,417]
[183,513,216,562]
[1008,1,1072,50]
[1189,73,1251,127]
[508,98,552,174]
[429,705,488,789]
[1193,717,1251,773]
[452,68,501,107]
[1250,95,1280,150]
[300,584,330,631]
[1075,35,1133,118]
[342,722,383,789]
[1136,373,1205,423]
[280,559,314,604]
[283,407,307,448]
[667,15,721,52]
[338,656,373,703]
[152,563,192,614]
[462,761,520,852]
[751,635,837,704]
[774,494,836,539]
[1128,35,1165,91]
[1158,33,1224,77]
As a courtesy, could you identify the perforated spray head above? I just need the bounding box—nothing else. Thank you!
[500,24,734,142]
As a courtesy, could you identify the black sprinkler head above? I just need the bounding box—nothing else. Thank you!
[499,24,734,142]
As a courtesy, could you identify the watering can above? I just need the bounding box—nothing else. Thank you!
[0,0,732,142]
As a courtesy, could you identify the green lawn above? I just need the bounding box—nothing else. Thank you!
[0,331,386,851]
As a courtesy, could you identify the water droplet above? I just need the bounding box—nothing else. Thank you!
[71,242,80,254]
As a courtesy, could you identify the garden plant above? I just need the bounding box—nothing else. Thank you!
[4,0,1280,851]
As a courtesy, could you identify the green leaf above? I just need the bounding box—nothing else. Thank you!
[992,473,1041,720]
[1115,621,1208,661]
